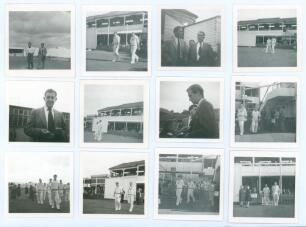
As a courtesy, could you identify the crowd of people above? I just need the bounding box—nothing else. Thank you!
[161,26,219,67]
[236,102,288,136]
[9,174,70,211]
[24,42,48,69]
[159,175,218,211]
[239,182,282,208]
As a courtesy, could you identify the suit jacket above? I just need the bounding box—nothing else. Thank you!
[24,107,68,142]
[188,99,218,138]
[161,36,188,66]
[190,42,217,66]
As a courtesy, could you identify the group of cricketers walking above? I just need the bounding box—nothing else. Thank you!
[112,32,141,64]
[10,174,70,211]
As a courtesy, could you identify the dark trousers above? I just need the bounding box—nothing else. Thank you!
[27,54,34,69]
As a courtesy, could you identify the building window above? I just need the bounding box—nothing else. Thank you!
[138,165,145,176]
[127,122,141,132]
[121,109,132,116]
[270,23,282,30]
[96,18,109,28]
[114,122,126,131]
[132,108,143,116]
[258,24,270,31]
[248,24,258,31]
[125,14,143,25]
[124,167,137,176]
[110,17,124,27]
[111,170,123,177]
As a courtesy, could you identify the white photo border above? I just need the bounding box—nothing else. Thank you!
[156,77,224,143]
[79,79,149,149]
[4,151,74,218]
[230,76,300,149]
[5,4,76,77]
[158,5,225,71]
[229,150,299,224]
[81,5,152,77]
[154,148,224,221]
[5,79,75,148]
[79,151,149,219]
[232,4,302,73]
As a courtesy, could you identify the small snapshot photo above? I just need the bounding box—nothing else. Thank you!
[80,152,148,217]
[7,81,74,144]
[6,152,73,217]
[81,80,148,148]
[229,151,298,223]
[6,4,75,76]
[160,7,223,69]
[158,78,223,142]
[83,6,150,73]
[154,148,223,220]
[233,5,301,72]
[231,76,299,147]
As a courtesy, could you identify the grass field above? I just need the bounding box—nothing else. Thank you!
[84,131,143,143]
[9,196,70,213]
[235,133,296,142]
[238,47,297,67]
[83,199,144,215]
[233,204,294,218]
[86,50,147,71]
[9,56,71,70]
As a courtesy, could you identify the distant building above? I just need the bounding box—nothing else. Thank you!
[233,157,296,203]
[161,9,221,53]
[91,101,143,138]
[86,11,148,49]
[237,17,297,48]
[235,82,296,132]
[104,160,145,200]
[159,154,220,184]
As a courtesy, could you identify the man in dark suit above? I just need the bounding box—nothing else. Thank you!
[189,31,218,67]
[24,89,68,142]
[161,26,188,66]
[185,84,218,138]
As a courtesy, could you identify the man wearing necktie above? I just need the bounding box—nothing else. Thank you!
[24,89,68,142]
[192,31,218,67]
[161,26,188,66]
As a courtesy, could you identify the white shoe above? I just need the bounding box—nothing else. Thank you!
[131,61,135,64]
[112,59,116,62]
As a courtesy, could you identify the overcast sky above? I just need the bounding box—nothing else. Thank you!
[184,9,221,25]
[84,85,143,116]
[7,81,74,112]
[9,11,71,49]
[81,153,146,178]
[160,81,220,113]
[7,152,72,184]
[238,9,296,21]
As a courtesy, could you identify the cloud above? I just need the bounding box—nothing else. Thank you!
[9,11,71,49]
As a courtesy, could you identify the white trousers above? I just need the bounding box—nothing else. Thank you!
[130,45,139,63]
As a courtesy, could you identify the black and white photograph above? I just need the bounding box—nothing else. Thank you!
[80,152,148,217]
[160,7,223,69]
[6,4,75,76]
[233,5,301,72]
[157,78,223,142]
[5,152,73,217]
[231,76,299,148]
[154,148,223,220]
[82,6,151,74]
[80,80,148,148]
[6,81,74,145]
[229,151,298,223]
